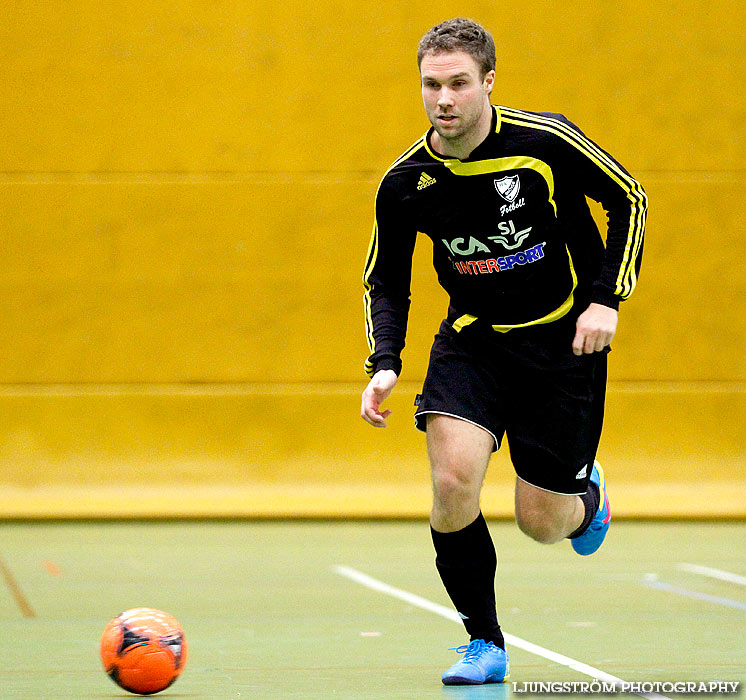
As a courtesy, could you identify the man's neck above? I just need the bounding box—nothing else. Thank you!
[431,104,494,160]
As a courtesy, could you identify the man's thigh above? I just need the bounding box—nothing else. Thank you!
[507,350,608,496]
[415,321,505,451]
[426,413,495,481]
[414,319,608,495]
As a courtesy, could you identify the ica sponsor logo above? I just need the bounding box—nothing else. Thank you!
[442,220,532,255]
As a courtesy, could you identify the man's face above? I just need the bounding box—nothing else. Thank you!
[420,50,495,145]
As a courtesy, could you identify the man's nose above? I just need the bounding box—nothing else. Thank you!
[437,87,454,106]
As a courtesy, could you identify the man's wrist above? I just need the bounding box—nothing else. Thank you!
[370,357,401,376]
[589,288,621,311]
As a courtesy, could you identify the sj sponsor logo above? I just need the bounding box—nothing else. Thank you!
[490,219,531,250]
[442,220,532,255]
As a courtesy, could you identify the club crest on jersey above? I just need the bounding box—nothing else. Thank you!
[494,175,520,202]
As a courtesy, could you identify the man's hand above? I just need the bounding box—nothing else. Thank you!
[360,369,399,428]
[572,303,618,356]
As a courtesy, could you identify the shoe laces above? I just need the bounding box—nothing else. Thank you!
[449,639,492,661]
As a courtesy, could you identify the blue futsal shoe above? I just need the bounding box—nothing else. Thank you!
[572,461,611,556]
[441,639,510,685]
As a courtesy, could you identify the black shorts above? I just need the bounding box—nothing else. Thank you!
[414,320,608,495]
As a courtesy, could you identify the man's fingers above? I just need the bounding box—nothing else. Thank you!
[572,329,606,355]
[585,333,596,354]
[360,391,391,427]
[572,331,585,356]
[360,369,398,428]
[360,402,382,425]
[360,394,378,420]
[573,303,618,355]
[573,332,612,355]
[372,408,391,427]
[362,410,389,428]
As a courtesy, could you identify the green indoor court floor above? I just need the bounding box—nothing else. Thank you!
[1,520,744,700]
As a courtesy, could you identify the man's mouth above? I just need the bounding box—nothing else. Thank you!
[437,114,458,123]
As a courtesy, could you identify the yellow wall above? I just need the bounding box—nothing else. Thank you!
[1,1,744,516]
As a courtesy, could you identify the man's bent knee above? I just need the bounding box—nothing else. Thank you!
[514,477,583,544]
[515,510,566,544]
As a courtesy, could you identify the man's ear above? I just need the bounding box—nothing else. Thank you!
[484,70,496,96]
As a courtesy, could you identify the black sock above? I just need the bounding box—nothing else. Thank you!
[568,480,600,539]
[431,513,504,649]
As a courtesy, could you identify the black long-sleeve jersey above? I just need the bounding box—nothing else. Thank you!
[363,105,647,377]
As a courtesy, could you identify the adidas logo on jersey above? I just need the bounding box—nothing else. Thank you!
[417,172,436,190]
[575,464,588,479]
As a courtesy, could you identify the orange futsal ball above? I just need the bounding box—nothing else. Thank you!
[100,607,188,695]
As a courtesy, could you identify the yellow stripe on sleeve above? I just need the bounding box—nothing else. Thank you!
[499,108,646,299]
[362,136,426,371]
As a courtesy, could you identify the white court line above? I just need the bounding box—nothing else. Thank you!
[678,563,746,587]
[334,565,670,700]
[642,578,746,612]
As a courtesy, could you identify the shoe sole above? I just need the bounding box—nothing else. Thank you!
[442,676,485,685]
[442,676,507,685]
[442,669,509,685]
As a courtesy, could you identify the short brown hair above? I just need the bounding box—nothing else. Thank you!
[417,18,496,78]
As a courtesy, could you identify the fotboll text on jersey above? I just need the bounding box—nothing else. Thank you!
[499,197,525,217]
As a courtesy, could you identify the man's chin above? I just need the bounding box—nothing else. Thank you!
[432,123,463,141]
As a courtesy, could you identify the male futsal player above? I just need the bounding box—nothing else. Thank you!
[360,18,646,685]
